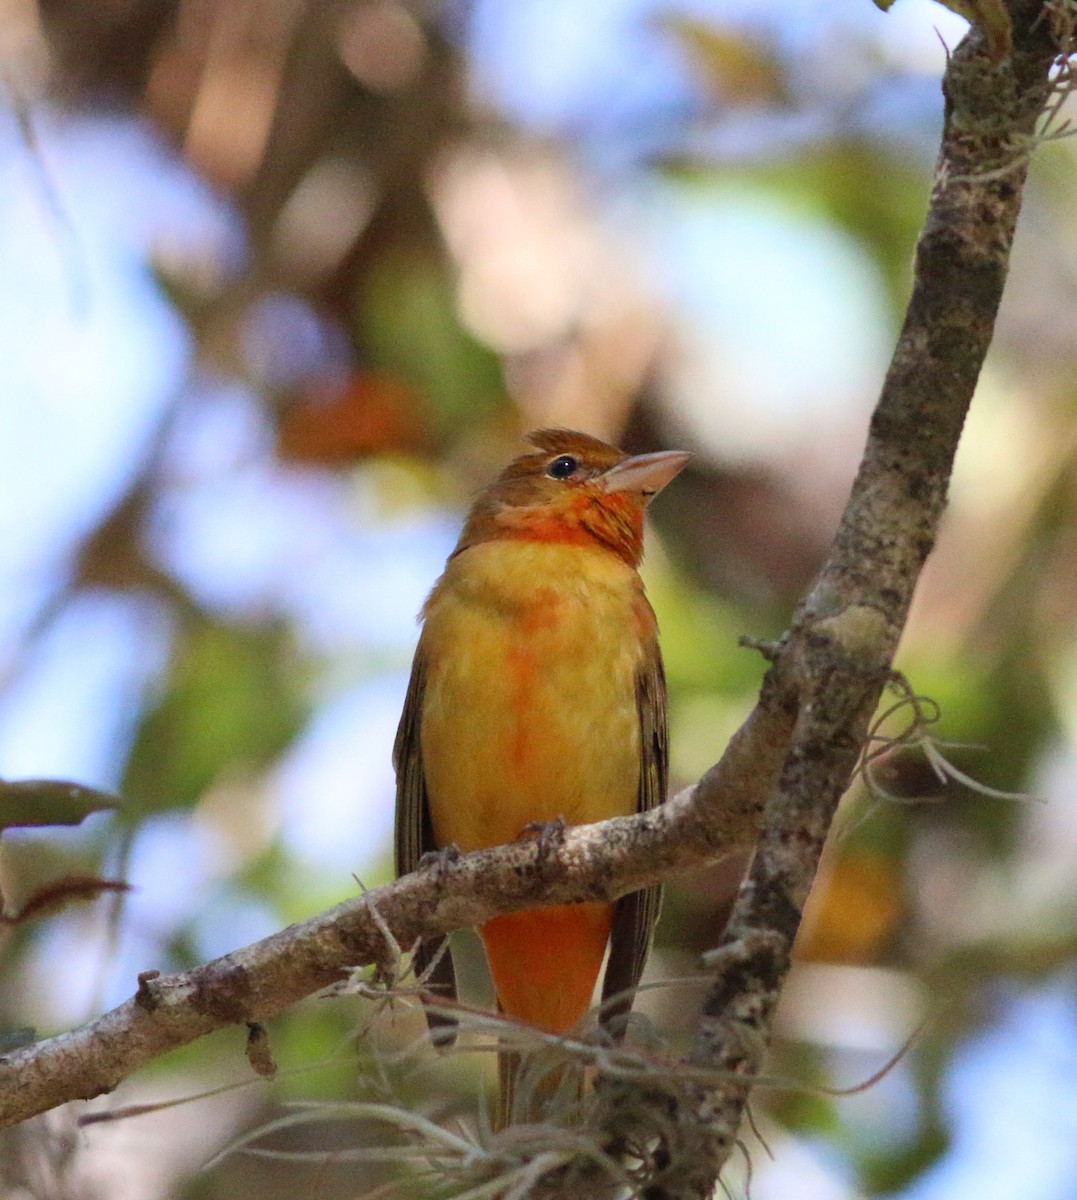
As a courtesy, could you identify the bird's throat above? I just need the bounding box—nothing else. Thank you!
[492,491,644,566]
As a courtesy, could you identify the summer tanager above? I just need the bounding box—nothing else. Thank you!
[394,428,689,1112]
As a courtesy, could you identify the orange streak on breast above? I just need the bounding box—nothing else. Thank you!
[504,593,561,772]
[420,539,642,853]
[505,636,533,769]
[481,902,614,1033]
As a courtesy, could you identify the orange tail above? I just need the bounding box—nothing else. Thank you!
[481,902,611,1124]
[481,902,612,1032]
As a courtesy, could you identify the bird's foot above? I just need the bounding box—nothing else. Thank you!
[519,816,567,863]
[419,843,462,882]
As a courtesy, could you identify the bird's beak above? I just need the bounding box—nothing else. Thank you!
[601,449,691,503]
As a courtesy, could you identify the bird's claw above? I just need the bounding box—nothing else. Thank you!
[419,844,462,881]
[520,817,567,862]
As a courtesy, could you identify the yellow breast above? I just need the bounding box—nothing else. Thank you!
[418,539,650,853]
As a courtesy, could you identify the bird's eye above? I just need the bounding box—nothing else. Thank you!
[546,454,579,480]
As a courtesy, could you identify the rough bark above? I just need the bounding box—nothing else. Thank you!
[611,6,1065,1196]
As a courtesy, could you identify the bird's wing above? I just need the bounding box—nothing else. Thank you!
[601,636,668,1037]
[393,644,458,1041]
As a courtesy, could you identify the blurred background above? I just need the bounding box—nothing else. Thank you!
[2,0,1077,1195]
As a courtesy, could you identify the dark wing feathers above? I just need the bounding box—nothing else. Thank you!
[393,646,458,1040]
[601,640,668,1037]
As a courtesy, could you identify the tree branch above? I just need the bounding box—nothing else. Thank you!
[0,693,794,1131]
[608,5,1067,1197]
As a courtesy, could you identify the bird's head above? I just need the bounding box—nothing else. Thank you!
[454,429,690,567]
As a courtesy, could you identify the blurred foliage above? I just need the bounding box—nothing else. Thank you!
[1,1,1077,1198]
[123,618,307,816]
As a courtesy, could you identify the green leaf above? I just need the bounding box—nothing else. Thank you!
[0,780,120,831]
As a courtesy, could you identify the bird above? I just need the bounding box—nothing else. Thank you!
[394,427,689,1120]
